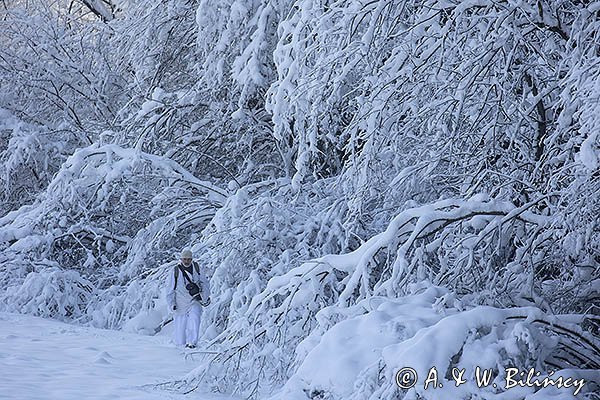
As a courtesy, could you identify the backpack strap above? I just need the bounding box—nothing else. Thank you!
[173,263,200,289]
[179,265,194,285]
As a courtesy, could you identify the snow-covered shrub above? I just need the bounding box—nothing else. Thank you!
[1,265,94,321]
[89,267,168,330]
[0,109,70,214]
[183,193,598,397]
[0,142,226,327]
[271,284,599,400]
[546,29,600,317]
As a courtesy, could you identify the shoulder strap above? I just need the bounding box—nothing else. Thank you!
[179,265,194,285]
[173,264,193,289]
[174,263,200,289]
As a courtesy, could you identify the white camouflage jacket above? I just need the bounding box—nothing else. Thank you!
[166,262,210,312]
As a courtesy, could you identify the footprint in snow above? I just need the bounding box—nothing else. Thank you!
[94,356,112,365]
[89,350,114,364]
[94,352,114,364]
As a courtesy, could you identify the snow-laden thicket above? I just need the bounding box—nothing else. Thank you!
[0,141,226,326]
[0,0,598,399]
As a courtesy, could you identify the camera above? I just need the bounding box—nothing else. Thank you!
[186,282,210,306]
[186,282,200,296]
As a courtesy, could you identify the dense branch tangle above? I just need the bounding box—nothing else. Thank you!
[304,195,552,305]
[222,196,551,371]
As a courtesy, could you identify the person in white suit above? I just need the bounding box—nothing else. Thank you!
[166,248,210,348]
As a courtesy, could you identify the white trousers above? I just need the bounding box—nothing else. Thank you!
[172,302,202,346]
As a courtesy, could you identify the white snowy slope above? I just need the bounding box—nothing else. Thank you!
[0,312,238,400]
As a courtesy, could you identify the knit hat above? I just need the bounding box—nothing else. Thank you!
[181,248,193,259]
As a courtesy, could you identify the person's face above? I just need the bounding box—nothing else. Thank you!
[182,257,192,266]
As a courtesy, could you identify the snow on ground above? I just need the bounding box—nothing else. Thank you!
[0,312,238,400]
